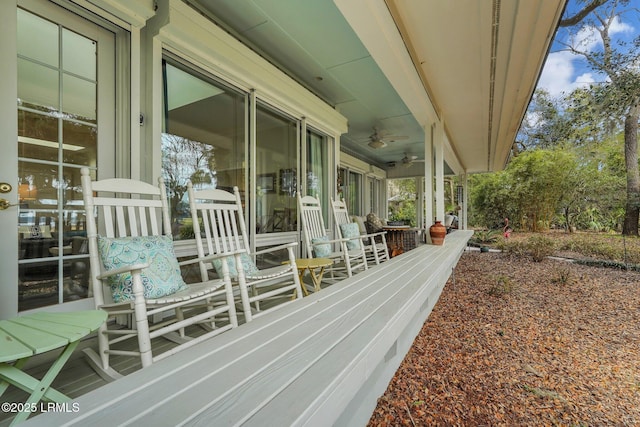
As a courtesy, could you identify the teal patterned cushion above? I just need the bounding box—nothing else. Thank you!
[340,222,362,250]
[97,235,188,303]
[212,252,259,279]
[311,235,332,257]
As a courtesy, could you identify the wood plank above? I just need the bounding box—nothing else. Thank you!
[127,259,425,425]
[23,232,472,426]
[0,329,32,362]
[26,311,107,331]
[0,322,66,356]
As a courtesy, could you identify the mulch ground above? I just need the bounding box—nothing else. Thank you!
[368,251,640,426]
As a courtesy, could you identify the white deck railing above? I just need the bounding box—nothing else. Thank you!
[25,230,472,427]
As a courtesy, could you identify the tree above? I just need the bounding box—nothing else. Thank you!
[470,148,603,232]
[515,89,573,154]
[387,178,417,226]
[558,0,640,234]
[161,133,216,230]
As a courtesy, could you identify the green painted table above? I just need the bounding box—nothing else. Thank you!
[0,310,107,426]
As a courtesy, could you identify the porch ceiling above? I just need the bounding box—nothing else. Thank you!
[188,0,565,174]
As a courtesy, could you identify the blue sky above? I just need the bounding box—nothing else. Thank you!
[537,0,640,98]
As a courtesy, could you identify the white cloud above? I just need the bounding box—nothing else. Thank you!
[538,52,601,97]
[538,51,582,97]
[610,15,634,36]
[538,16,632,98]
[572,16,633,52]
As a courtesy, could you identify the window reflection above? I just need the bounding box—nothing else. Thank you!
[17,8,97,310]
[162,61,246,239]
[339,168,363,216]
[255,103,297,234]
[307,129,328,222]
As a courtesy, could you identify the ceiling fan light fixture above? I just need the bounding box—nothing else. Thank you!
[368,139,387,149]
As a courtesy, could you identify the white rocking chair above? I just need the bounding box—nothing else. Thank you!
[297,194,367,283]
[331,198,389,266]
[81,168,238,381]
[188,183,303,322]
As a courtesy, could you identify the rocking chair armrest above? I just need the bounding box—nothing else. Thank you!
[97,262,150,280]
[98,300,134,310]
[178,250,246,267]
[361,231,387,240]
[253,241,298,256]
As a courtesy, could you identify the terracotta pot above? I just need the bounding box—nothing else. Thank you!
[429,221,446,245]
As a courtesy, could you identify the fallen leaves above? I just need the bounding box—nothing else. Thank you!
[368,251,640,426]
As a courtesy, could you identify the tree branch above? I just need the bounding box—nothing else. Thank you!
[559,0,608,27]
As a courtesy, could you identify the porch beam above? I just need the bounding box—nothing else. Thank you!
[424,124,434,228]
[434,121,445,223]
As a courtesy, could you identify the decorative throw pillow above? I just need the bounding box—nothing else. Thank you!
[311,235,332,258]
[351,216,367,234]
[366,212,384,233]
[97,235,188,303]
[340,222,362,250]
[212,252,259,279]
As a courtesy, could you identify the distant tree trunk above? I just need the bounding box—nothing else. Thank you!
[622,103,640,236]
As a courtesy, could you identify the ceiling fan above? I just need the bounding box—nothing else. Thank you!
[367,127,408,149]
[401,154,425,167]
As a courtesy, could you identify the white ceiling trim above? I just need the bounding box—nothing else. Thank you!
[334,0,465,175]
[333,0,438,128]
[83,0,155,27]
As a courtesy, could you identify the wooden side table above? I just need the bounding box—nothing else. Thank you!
[294,258,333,295]
[0,310,107,425]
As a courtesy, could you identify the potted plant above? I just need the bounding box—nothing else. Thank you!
[469,229,499,252]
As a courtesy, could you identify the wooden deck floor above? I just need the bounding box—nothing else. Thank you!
[0,298,297,426]
[3,231,472,426]
[0,273,341,426]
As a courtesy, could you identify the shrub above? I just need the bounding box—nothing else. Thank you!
[526,235,556,262]
[551,266,572,285]
[487,275,515,296]
[496,238,527,257]
[470,229,499,246]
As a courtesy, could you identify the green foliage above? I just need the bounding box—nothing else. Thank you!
[470,229,499,245]
[516,89,574,151]
[469,139,627,233]
[551,266,573,285]
[496,239,528,258]
[556,233,640,264]
[487,275,515,296]
[575,259,640,272]
[526,235,556,262]
[470,148,581,231]
[387,178,417,227]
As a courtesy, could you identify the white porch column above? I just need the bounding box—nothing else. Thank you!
[416,177,424,229]
[424,124,433,228]
[462,173,469,230]
[434,121,445,223]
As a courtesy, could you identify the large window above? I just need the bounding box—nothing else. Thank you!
[338,167,363,216]
[162,60,246,240]
[255,103,298,234]
[161,60,334,255]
